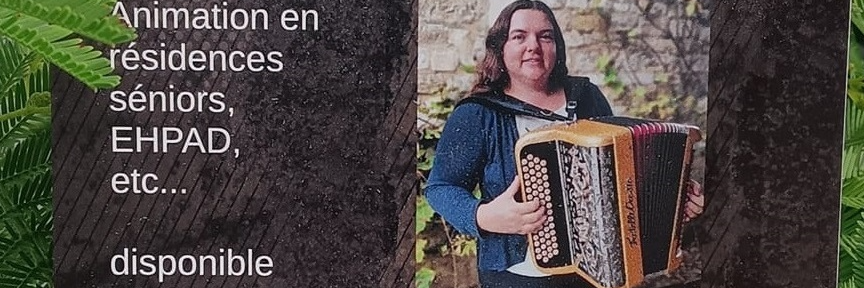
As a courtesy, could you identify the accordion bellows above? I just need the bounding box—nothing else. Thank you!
[515,116,700,288]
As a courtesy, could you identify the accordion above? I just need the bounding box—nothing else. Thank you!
[515,116,700,288]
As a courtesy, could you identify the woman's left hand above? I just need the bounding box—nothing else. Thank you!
[683,179,704,223]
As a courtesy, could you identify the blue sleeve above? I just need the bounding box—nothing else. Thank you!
[424,103,488,238]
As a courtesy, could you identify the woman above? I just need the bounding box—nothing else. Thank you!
[424,1,704,287]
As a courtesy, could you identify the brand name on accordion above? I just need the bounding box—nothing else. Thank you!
[624,177,639,247]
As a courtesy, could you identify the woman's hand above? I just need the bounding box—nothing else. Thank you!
[476,177,547,235]
[683,179,705,223]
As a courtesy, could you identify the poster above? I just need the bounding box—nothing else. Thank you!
[0,0,852,287]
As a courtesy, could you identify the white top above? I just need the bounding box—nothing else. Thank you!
[507,104,569,277]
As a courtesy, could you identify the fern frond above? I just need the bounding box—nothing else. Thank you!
[854,0,864,38]
[0,36,51,288]
[0,113,49,154]
[849,124,864,150]
[0,9,120,89]
[0,155,51,228]
[0,0,135,45]
[0,95,50,168]
[0,40,35,101]
[839,206,864,284]
[0,208,51,288]
[846,177,864,209]
[845,96,864,178]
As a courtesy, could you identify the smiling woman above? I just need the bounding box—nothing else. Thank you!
[420,0,706,287]
[499,9,565,111]
[424,2,614,287]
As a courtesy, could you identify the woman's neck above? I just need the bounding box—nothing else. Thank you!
[505,81,565,111]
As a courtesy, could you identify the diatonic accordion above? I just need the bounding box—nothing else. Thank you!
[515,116,700,288]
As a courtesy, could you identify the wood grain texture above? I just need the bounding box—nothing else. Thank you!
[701,0,846,287]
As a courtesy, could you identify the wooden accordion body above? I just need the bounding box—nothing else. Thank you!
[514,116,701,288]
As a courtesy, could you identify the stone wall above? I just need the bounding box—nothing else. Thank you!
[419,0,710,126]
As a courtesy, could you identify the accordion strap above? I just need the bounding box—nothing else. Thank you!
[458,94,571,121]
[458,77,595,121]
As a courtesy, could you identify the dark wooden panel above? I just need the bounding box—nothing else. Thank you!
[701,0,846,287]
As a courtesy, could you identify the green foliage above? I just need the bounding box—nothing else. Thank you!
[417,143,434,172]
[596,55,682,121]
[0,0,136,90]
[597,54,625,96]
[0,1,133,286]
[684,0,699,17]
[415,267,436,288]
[416,238,428,263]
[459,64,476,74]
[0,36,52,288]
[439,234,477,257]
[841,6,864,285]
[842,101,864,287]
[416,195,435,234]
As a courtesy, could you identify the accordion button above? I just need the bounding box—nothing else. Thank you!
[521,159,528,165]
[527,154,534,160]
[540,159,547,166]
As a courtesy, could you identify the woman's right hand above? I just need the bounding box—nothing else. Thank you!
[476,176,547,235]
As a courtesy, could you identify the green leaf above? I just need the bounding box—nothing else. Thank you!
[416,195,434,234]
[853,0,864,40]
[415,238,427,263]
[0,8,128,90]
[685,0,697,17]
[415,267,436,288]
[0,0,136,45]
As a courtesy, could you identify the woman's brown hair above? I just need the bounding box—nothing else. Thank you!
[471,0,568,94]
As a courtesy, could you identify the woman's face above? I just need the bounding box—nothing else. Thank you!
[502,9,557,88]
